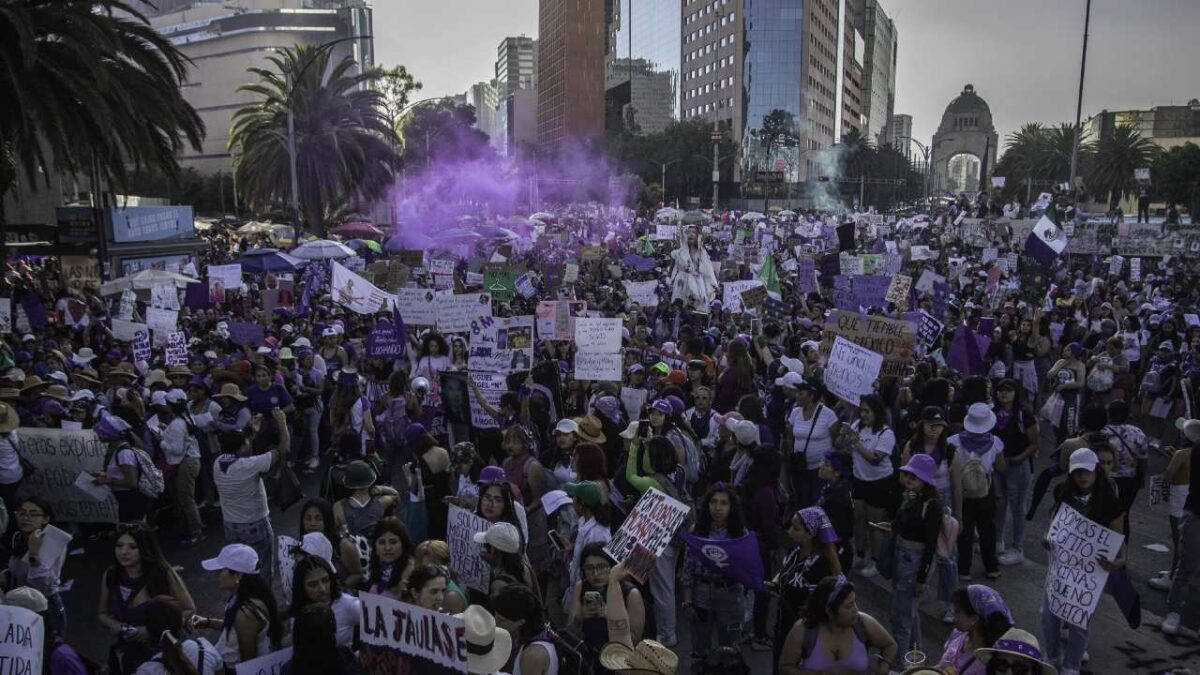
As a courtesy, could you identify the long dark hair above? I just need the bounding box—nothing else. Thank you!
[223,573,283,650]
[474,481,525,544]
[724,339,755,392]
[858,394,888,433]
[951,588,1012,648]
[740,446,781,503]
[803,576,854,629]
[290,604,342,675]
[106,524,174,598]
[289,556,342,617]
[694,483,746,538]
[298,498,340,545]
[367,517,414,593]
[491,583,544,644]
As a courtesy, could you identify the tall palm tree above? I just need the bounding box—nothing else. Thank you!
[1087,124,1160,208]
[0,0,204,239]
[230,44,400,237]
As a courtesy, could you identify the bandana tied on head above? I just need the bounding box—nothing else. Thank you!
[796,506,838,544]
[967,584,1014,625]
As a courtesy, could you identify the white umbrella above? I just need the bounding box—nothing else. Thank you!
[291,239,356,260]
[529,212,556,222]
[98,269,200,295]
[655,207,682,221]
[740,211,766,221]
[236,221,276,235]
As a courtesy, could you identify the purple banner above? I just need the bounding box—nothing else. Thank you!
[184,281,210,310]
[680,532,764,591]
[797,257,815,294]
[228,321,265,347]
[621,254,658,272]
[19,292,47,329]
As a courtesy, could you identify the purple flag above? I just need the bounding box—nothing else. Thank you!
[947,325,985,375]
[1106,568,1142,629]
[19,292,47,329]
[296,263,318,315]
[391,299,407,360]
[621,254,658,272]
[680,532,764,591]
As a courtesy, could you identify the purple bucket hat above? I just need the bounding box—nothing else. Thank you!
[900,453,938,486]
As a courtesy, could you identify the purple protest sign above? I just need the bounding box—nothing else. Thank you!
[797,256,815,294]
[852,275,890,309]
[680,531,765,591]
[365,325,405,359]
[228,321,265,347]
[184,281,210,310]
[620,254,658,272]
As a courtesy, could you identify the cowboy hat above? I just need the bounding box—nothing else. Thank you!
[144,370,170,388]
[0,403,18,433]
[974,628,1057,675]
[599,640,678,675]
[41,385,71,403]
[455,606,513,675]
[73,368,102,386]
[574,415,607,444]
[167,365,192,378]
[19,376,48,393]
[0,388,19,402]
[215,383,247,402]
[71,347,97,365]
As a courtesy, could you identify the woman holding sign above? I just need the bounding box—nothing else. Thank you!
[1039,448,1125,675]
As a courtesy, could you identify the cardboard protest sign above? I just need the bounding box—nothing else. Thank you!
[437,293,492,334]
[132,329,151,363]
[722,280,764,314]
[112,319,148,343]
[824,336,884,406]
[886,274,912,308]
[604,488,691,583]
[332,260,390,314]
[359,592,468,673]
[468,316,534,373]
[165,332,188,366]
[574,317,622,353]
[740,285,767,309]
[821,311,916,378]
[229,321,265,347]
[535,301,586,341]
[446,505,491,593]
[622,280,659,307]
[467,371,507,429]
[0,605,43,675]
[235,647,292,675]
[61,255,100,291]
[1044,504,1124,629]
[17,428,118,523]
[277,536,299,606]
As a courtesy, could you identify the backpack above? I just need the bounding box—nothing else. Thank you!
[536,628,593,675]
[960,453,990,499]
[109,441,164,499]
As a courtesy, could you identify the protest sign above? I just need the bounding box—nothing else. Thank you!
[359,592,468,673]
[395,287,438,326]
[17,428,118,523]
[564,261,579,284]
[397,249,425,269]
[722,280,764,314]
[839,254,864,276]
[483,267,516,301]
[886,274,912,307]
[467,371,507,429]
[61,255,100,291]
[604,488,691,583]
[437,293,492,333]
[821,311,916,378]
[981,247,998,264]
[620,386,648,422]
[797,256,816,294]
[235,647,293,675]
[514,273,537,299]
[165,332,188,366]
[468,315,534,373]
[332,260,390,314]
[277,536,299,606]
[823,336,884,406]
[446,505,491,593]
[1044,504,1124,629]
[535,301,586,340]
[365,325,405,359]
[1130,258,1142,282]
[1149,474,1167,507]
[150,283,180,310]
[145,307,177,335]
[429,259,455,276]
[0,299,9,335]
[208,263,243,291]
[1108,255,1124,277]
[910,245,936,261]
[132,330,151,363]
[916,311,945,350]
[575,352,622,381]
[112,319,148,343]
[574,317,622,353]
[622,280,659,307]
[229,321,265,347]
[915,268,942,293]
[740,284,767,309]
[653,224,678,240]
[0,605,43,675]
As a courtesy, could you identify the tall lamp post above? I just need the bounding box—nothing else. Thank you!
[897,136,932,207]
[659,158,684,205]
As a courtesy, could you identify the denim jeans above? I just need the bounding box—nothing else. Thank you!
[300,405,322,461]
[649,544,678,646]
[891,545,925,657]
[1041,595,1089,671]
[691,579,746,649]
[223,517,275,586]
[1168,511,1200,613]
[995,462,1032,551]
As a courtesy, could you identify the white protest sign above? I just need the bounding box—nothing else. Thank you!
[235,647,293,675]
[446,505,491,593]
[111,319,148,343]
[982,247,998,264]
[16,428,118,523]
[574,317,622,353]
[620,386,648,422]
[165,332,188,366]
[277,536,299,606]
[722,280,764,314]
[575,352,622,382]
[429,259,455,276]
[395,287,438,326]
[604,488,691,583]
[823,336,884,406]
[622,280,659,307]
[564,261,579,284]
[437,293,492,333]
[468,315,534,373]
[915,269,942,294]
[885,274,912,308]
[208,263,243,290]
[1109,256,1124,277]
[150,283,179,310]
[331,259,390,314]
[910,245,937,261]
[468,371,508,429]
[653,224,678,240]
[1044,504,1124,629]
[358,592,468,672]
[0,299,10,335]
[839,254,864,276]
[1130,258,1142,282]
[0,605,43,675]
[132,329,151,363]
[515,273,537,299]
[145,307,177,335]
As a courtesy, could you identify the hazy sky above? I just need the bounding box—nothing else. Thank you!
[377,0,1200,149]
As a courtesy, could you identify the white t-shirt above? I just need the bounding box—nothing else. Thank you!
[331,593,361,648]
[849,422,896,482]
[788,404,839,469]
[0,431,23,484]
[1120,330,1145,363]
[135,638,221,675]
[213,453,273,524]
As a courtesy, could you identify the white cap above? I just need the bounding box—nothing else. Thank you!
[1068,448,1099,474]
[201,544,260,574]
[297,532,334,564]
[149,391,168,407]
[1175,417,1200,443]
[732,420,759,446]
[47,372,68,384]
[554,418,580,435]
[165,389,188,404]
[774,371,804,389]
[70,389,95,402]
[292,337,312,348]
[474,522,521,554]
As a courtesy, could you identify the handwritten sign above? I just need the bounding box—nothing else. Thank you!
[446,505,491,593]
[208,263,243,290]
[824,336,884,406]
[17,428,118,523]
[1044,504,1124,629]
[0,605,43,675]
[916,311,945,350]
[1149,474,1167,507]
[1130,258,1142,282]
[112,319,148,343]
[622,280,659,307]
[359,593,467,673]
[821,311,916,378]
[575,352,622,382]
[61,255,100,291]
[437,293,492,334]
[574,317,622,353]
[165,332,188,366]
[395,288,437,326]
[653,224,678,240]
[132,329,151,363]
[886,274,912,307]
[468,316,534,373]
[145,307,177,335]
[467,371,508,429]
[604,488,690,583]
[722,280,764,314]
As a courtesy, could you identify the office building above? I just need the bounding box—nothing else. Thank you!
[130,0,373,174]
[858,0,897,146]
[888,114,913,157]
[537,0,607,154]
[466,80,501,141]
[1087,100,1200,150]
[607,0,681,134]
[493,36,540,156]
[497,36,539,96]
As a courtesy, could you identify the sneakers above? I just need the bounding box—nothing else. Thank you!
[942,605,956,624]
[1162,612,1182,635]
[998,549,1025,566]
[1148,571,1174,591]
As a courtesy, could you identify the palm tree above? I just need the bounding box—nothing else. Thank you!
[1087,124,1160,208]
[230,44,399,237]
[0,0,204,248]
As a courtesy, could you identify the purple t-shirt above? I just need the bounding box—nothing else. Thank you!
[244,383,293,414]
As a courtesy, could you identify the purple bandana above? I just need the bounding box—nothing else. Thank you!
[796,506,838,544]
[968,584,1014,625]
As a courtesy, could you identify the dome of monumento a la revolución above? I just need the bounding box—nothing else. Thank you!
[930,84,999,195]
[936,84,995,134]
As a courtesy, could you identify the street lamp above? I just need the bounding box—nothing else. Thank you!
[897,136,932,208]
[659,158,684,205]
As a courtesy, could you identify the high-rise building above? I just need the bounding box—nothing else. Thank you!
[496,36,539,97]
[130,0,373,174]
[682,0,859,184]
[493,36,540,156]
[466,81,501,142]
[607,0,681,135]
[888,114,913,158]
[857,0,897,146]
[537,0,607,154]
[1087,100,1200,150]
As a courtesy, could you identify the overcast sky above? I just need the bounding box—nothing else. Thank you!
[377,0,1200,150]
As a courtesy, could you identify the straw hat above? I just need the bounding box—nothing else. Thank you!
[574,415,607,444]
[599,640,678,675]
[144,370,170,388]
[74,368,102,386]
[215,383,246,402]
[41,385,70,403]
[0,388,19,402]
[974,628,1057,675]
[455,606,513,675]
[19,376,48,393]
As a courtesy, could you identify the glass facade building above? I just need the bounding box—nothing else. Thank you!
[608,0,681,134]
[741,0,805,179]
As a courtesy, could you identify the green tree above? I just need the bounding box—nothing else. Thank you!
[606,119,736,208]
[398,100,492,171]
[372,65,421,171]
[230,44,399,236]
[1086,124,1160,208]
[1151,142,1200,215]
[0,0,203,250]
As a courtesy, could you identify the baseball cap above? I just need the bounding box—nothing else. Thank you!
[165,389,188,404]
[295,532,334,564]
[554,418,580,435]
[1068,448,1099,474]
[564,481,604,508]
[149,391,168,407]
[201,544,260,574]
[473,522,521,554]
[732,419,759,446]
[774,371,804,389]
